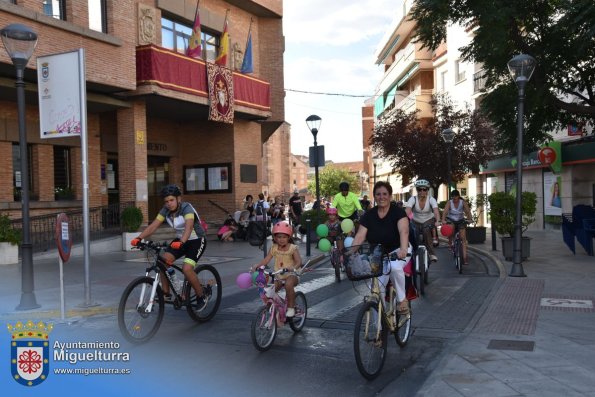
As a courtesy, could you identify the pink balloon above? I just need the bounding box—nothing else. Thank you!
[236,272,253,289]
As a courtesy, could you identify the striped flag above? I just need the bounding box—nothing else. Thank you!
[215,12,229,66]
[186,1,202,58]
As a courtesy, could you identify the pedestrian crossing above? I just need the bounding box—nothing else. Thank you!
[221,268,366,321]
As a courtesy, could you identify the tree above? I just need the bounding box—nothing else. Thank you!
[410,0,595,152]
[308,164,360,199]
[370,94,495,191]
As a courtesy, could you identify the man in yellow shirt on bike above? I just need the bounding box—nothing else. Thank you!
[332,182,363,221]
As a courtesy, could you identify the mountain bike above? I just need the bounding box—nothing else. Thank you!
[251,262,313,351]
[344,245,413,380]
[118,240,222,343]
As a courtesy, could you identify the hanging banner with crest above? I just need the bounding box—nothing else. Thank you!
[206,63,234,124]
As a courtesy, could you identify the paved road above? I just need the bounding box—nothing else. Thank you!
[0,240,500,396]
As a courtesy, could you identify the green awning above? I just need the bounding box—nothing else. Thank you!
[374,96,384,118]
[383,85,398,110]
[396,63,419,88]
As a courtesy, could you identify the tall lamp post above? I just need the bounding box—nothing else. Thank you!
[441,128,455,199]
[507,54,536,277]
[306,115,322,207]
[1,24,39,309]
[372,155,379,205]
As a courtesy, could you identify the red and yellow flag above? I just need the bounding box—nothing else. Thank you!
[215,12,229,66]
[186,1,201,58]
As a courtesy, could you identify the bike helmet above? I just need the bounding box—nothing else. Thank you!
[326,207,338,215]
[415,179,431,189]
[160,184,182,198]
[339,182,349,191]
[272,221,293,236]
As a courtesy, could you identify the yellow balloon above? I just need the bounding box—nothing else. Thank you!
[341,218,354,234]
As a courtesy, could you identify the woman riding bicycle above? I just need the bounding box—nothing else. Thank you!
[131,184,207,303]
[405,179,441,262]
[250,221,302,317]
[351,181,412,317]
[441,189,472,265]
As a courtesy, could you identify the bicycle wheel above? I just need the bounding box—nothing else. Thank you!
[288,291,307,332]
[186,264,222,322]
[417,247,426,296]
[251,305,277,351]
[457,240,464,274]
[453,241,462,274]
[354,300,388,380]
[118,276,164,344]
[423,247,430,285]
[331,249,341,281]
[395,301,412,347]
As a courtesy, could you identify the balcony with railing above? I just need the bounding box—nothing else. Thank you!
[136,44,271,115]
[395,89,433,118]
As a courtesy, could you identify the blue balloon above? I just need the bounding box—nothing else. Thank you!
[344,236,354,248]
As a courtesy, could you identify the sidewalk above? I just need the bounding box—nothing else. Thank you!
[414,228,595,396]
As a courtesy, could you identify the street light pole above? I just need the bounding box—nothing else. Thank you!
[507,54,536,278]
[1,24,39,310]
[306,115,322,207]
[441,128,455,200]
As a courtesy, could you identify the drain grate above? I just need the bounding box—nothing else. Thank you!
[487,339,535,352]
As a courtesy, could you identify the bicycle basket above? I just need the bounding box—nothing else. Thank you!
[342,246,388,281]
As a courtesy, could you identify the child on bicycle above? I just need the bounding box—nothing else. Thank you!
[324,207,343,251]
[131,184,207,304]
[250,221,302,317]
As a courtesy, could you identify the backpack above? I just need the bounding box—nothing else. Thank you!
[247,221,266,246]
[255,201,266,222]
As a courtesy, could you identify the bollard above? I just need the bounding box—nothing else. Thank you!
[305,218,311,257]
[262,219,268,258]
[491,227,497,251]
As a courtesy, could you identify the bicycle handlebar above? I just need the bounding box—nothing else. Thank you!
[132,240,169,252]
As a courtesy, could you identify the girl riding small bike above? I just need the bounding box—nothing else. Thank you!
[250,221,302,317]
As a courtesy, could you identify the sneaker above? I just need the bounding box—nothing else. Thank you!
[430,254,438,262]
[432,239,439,247]
[286,307,295,317]
[163,293,174,302]
[192,294,207,311]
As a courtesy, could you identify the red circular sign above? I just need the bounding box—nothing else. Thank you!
[538,147,556,165]
[55,213,72,262]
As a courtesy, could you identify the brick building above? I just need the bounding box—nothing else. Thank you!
[0,0,289,225]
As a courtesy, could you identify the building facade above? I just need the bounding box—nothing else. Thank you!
[0,0,289,226]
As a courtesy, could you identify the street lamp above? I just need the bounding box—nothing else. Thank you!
[1,24,39,309]
[372,155,380,205]
[306,114,322,207]
[441,128,455,200]
[507,53,536,278]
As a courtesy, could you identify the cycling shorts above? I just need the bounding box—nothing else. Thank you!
[165,237,206,267]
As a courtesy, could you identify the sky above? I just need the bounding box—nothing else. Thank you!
[283,0,396,163]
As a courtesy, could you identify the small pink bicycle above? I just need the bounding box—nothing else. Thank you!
[250,265,310,351]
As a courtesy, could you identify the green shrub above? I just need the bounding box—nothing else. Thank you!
[300,209,328,231]
[466,193,488,227]
[0,214,21,245]
[488,191,536,237]
[121,206,143,233]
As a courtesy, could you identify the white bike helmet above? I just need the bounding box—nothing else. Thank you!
[415,179,431,189]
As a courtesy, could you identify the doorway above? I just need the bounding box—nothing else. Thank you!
[148,156,170,216]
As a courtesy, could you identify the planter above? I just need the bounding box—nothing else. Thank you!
[122,232,138,251]
[0,242,19,265]
[466,226,487,244]
[501,237,531,261]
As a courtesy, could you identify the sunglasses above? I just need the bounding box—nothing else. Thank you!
[416,188,428,192]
